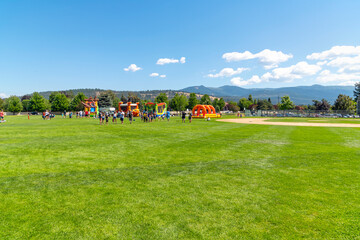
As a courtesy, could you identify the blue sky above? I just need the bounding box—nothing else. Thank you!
[1,0,360,96]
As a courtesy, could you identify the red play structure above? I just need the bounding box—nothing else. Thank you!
[192,104,221,118]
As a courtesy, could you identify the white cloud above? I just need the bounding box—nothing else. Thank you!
[326,56,360,73]
[222,49,293,69]
[317,61,328,66]
[316,70,360,84]
[307,45,360,60]
[0,93,8,99]
[150,73,159,77]
[261,61,321,82]
[124,64,142,72]
[156,57,186,65]
[230,75,262,87]
[207,67,249,78]
[150,72,166,78]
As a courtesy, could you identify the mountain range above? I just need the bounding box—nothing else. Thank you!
[180,85,355,105]
[34,84,356,105]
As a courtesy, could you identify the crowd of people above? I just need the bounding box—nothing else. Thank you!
[0,109,196,125]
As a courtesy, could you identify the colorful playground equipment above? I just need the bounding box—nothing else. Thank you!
[145,102,168,117]
[118,102,140,117]
[82,97,99,117]
[192,104,221,118]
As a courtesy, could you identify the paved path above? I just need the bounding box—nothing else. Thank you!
[218,118,360,128]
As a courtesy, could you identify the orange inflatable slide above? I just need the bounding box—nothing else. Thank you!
[192,104,221,118]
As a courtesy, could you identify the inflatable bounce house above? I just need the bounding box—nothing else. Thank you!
[118,102,140,117]
[82,97,99,117]
[192,104,221,118]
[145,102,167,117]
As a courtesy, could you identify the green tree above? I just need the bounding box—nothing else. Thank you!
[29,92,47,112]
[333,94,356,113]
[212,98,226,112]
[200,94,212,105]
[70,92,86,111]
[248,94,253,102]
[278,95,295,110]
[169,94,179,110]
[354,82,360,102]
[169,94,188,111]
[155,93,168,104]
[312,99,331,111]
[22,99,31,112]
[228,101,240,112]
[238,98,252,110]
[187,93,198,110]
[120,94,127,103]
[5,96,23,114]
[49,92,59,104]
[98,92,113,108]
[127,92,140,103]
[0,98,4,110]
[113,97,120,109]
[51,93,70,112]
[257,99,274,110]
[218,98,226,111]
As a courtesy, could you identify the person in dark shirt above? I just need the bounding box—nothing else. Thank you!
[105,113,109,125]
[181,111,186,123]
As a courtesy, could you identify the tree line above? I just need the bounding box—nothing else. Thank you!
[1,82,359,113]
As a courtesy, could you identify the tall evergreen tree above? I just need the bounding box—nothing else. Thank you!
[98,92,113,108]
[354,82,360,102]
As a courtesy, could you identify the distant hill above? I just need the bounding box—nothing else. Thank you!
[36,89,217,102]
[34,84,355,105]
[181,85,355,105]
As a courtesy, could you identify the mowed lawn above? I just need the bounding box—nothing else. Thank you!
[0,116,359,239]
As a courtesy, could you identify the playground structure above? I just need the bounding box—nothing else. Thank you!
[118,102,140,117]
[145,102,168,117]
[82,97,99,117]
[192,104,221,118]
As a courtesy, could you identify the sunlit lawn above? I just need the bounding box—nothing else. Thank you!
[0,115,359,239]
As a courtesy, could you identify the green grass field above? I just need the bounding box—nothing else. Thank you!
[1,116,359,239]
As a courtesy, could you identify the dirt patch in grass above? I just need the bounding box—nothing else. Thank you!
[218,118,360,128]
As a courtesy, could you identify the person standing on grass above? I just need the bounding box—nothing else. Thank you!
[98,112,102,125]
[102,112,105,124]
[120,110,124,124]
[166,111,171,122]
[166,110,171,121]
[181,111,186,123]
[188,112,192,123]
[128,110,133,124]
[105,112,109,125]
[28,112,30,120]
[63,110,66,118]
[0,110,4,122]
[113,111,117,124]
